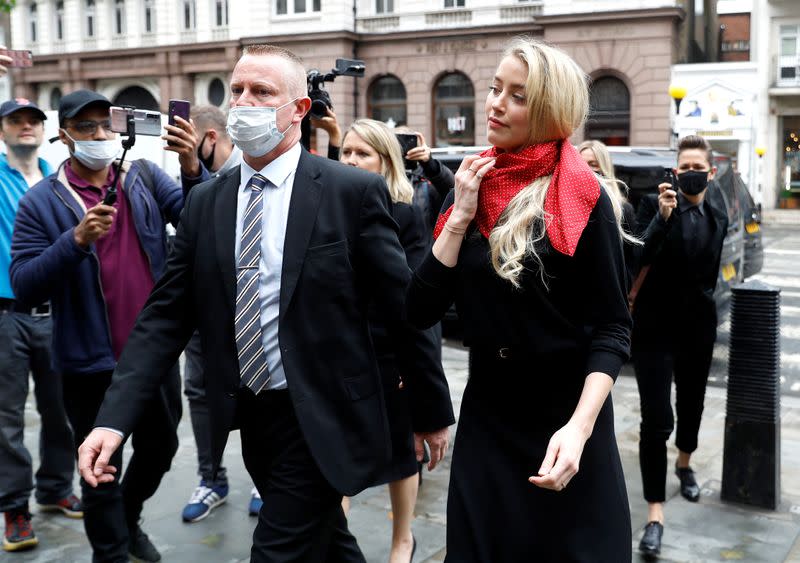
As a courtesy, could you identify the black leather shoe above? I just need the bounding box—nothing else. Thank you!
[638,521,663,559]
[675,465,701,502]
[129,526,161,562]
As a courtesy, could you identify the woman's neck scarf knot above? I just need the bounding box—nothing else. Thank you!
[433,139,600,257]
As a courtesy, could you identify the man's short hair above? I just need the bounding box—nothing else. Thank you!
[240,44,307,99]
[191,105,228,137]
[678,135,713,165]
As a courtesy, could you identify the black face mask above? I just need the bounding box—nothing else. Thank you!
[197,133,216,172]
[677,170,709,195]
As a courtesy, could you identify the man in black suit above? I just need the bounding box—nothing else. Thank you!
[77,44,451,562]
[631,135,728,558]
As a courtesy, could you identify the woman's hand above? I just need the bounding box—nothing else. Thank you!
[528,421,591,492]
[405,132,431,163]
[448,154,496,230]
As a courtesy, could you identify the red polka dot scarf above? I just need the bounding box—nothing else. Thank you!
[433,140,600,257]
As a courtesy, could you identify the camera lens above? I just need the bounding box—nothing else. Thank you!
[310,99,328,119]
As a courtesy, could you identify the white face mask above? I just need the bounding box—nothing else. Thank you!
[64,131,121,171]
[227,100,297,158]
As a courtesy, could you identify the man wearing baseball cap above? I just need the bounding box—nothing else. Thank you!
[9,89,207,563]
[0,98,83,553]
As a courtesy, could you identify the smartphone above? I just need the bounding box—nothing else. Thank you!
[396,133,418,170]
[167,100,191,146]
[110,106,162,137]
[0,49,33,68]
[663,167,678,192]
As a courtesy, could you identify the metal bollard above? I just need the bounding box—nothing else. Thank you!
[721,279,781,509]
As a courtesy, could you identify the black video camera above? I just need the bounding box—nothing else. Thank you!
[306,58,366,119]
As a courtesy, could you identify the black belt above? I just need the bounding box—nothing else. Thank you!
[0,298,50,317]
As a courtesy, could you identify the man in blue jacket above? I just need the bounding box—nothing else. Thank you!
[9,90,207,563]
[0,98,83,553]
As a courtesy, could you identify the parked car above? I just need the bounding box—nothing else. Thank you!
[431,145,761,328]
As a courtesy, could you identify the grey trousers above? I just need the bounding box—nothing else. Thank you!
[184,331,227,485]
[0,311,75,512]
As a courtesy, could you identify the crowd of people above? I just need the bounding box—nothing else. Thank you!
[0,37,727,562]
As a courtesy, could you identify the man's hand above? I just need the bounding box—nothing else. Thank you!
[163,116,201,177]
[657,181,677,222]
[78,428,123,487]
[74,203,116,248]
[405,132,432,163]
[414,427,450,471]
[0,46,12,77]
[309,107,341,148]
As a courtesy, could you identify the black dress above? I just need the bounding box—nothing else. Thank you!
[408,190,632,562]
[370,201,455,485]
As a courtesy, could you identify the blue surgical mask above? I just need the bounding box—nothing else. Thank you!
[63,130,120,171]
[226,100,297,158]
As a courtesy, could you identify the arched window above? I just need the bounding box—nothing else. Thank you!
[29,3,38,43]
[113,0,126,35]
[86,0,96,37]
[585,76,630,146]
[214,0,229,26]
[208,77,226,106]
[54,1,65,41]
[433,72,474,147]
[143,0,155,33]
[368,75,407,127]
[113,86,159,112]
[50,87,63,110]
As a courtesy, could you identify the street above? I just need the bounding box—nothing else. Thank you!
[9,223,800,562]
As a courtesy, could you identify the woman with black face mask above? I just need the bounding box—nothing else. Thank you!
[630,135,728,559]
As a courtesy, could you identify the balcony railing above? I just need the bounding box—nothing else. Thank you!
[358,15,400,33]
[775,54,800,87]
[111,35,128,49]
[499,4,543,22]
[212,26,230,40]
[180,30,198,43]
[83,37,98,50]
[426,9,472,27]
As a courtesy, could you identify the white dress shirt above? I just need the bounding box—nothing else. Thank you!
[235,142,301,391]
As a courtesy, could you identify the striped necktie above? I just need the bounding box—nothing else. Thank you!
[235,173,271,393]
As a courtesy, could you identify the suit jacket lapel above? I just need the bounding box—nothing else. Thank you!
[280,149,322,319]
[214,168,241,315]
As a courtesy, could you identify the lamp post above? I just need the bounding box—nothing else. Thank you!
[755,145,766,212]
[669,84,687,149]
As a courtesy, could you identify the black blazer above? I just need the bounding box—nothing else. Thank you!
[95,148,412,496]
[633,193,728,329]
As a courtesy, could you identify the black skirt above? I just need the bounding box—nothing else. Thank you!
[444,351,632,562]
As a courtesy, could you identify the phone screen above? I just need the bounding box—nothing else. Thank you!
[396,134,417,170]
[0,49,33,68]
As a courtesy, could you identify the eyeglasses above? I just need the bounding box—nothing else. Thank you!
[67,119,114,135]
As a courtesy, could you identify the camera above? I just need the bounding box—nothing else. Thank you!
[396,133,418,171]
[110,106,162,137]
[307,58,366,119]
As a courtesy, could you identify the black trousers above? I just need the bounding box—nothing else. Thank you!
[632,310,716,503]
[62,368,181,563]
[238,389,365,563]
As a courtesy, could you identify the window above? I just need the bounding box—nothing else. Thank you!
[779,25,800,85]
[208,78,226,106]
[183,0,197,30]
[376,0,393,14]
[143,0,155,33]
[214,0,228,26]
[54,1,64,40]
[444,0,465,7]
[86,0,96,37]
[29,3,38,43]
[585,76,630,146]
[113,0,126,35]
[276,0,321,15]
[113,86,159,111]
[433,72,474,147]
[368,75,407,126]
[49,87,62,110]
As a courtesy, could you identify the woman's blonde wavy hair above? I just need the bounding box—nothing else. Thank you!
[341,119,414,205]
[488,38,632,288]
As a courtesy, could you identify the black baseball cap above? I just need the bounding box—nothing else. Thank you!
[0,97,47,121]
[58,90,111,126]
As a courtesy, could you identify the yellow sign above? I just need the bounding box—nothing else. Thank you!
[745,222,760,234]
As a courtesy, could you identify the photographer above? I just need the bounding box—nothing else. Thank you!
[9,90,208,563]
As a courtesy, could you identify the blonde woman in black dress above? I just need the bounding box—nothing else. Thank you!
[407,37,633,561]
